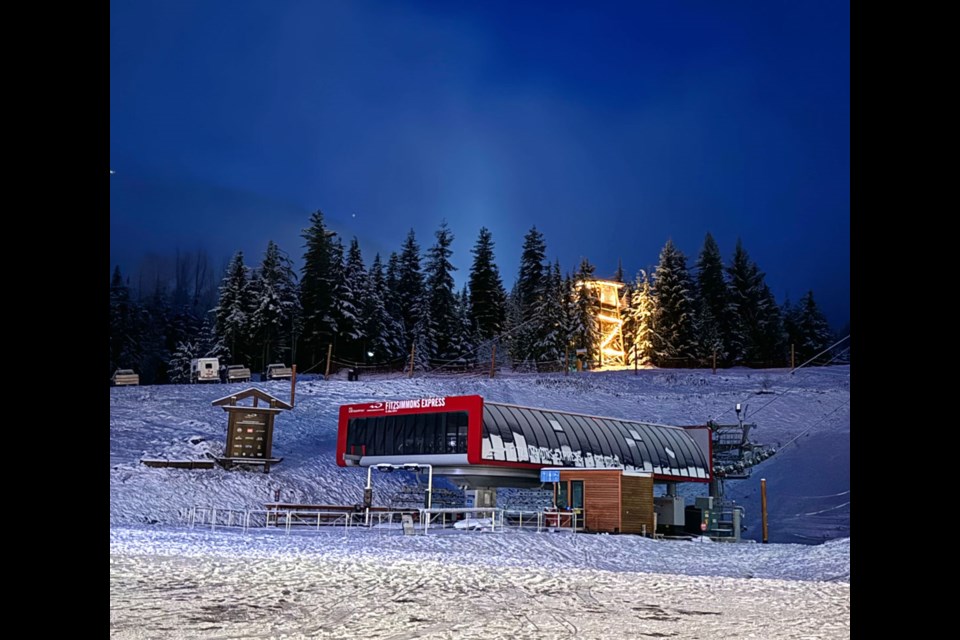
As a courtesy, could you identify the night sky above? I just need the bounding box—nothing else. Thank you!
[110,1,849,329]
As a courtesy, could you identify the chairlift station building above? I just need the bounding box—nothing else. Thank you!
[337,394,713,534]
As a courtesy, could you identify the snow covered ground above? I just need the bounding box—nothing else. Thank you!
[110,366,850,638]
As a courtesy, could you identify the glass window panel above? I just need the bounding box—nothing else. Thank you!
[384,415,396,455]
[457,411,468,453]
[571,480,584,509]
[414,414,426,453]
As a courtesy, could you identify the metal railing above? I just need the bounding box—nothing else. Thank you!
[418,507,505,533]
[187,505,584,536]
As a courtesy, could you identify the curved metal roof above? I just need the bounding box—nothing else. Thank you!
[482,401,709,479]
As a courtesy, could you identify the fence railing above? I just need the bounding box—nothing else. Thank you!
[187,505,585,535]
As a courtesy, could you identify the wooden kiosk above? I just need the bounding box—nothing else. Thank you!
[546,468,655,535]
[211,388,291,473]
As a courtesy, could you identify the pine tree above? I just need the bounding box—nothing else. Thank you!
[110,266,142,376]
[384,251,405,349]
[727,239,785,364]
[468,227,507,341]
[695,232,732,363]
[449,287,477,365]
[139,279,172,384]
[249,241,299,370]
[571,258,602,367]
[363,254,404,362]
[167,340,198,384]
[336,237,367,360]
[424,221,459,361]
[624,270,656,366]
[299,210,339,364]
[614,258,624,283]
[396,230,424,348]
[785,290,833,365]
[652,239,698,363]
[512,226,548,363]
[534,260,567,367]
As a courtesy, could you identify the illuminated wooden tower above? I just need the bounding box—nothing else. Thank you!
[578,279,627,367]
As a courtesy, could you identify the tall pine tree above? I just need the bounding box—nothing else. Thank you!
[299,210,339,365]
[249,241,299,370]
[214,252,253,367]
[623,270,656,366]
[784,290,833,365]
[727,239,785,364]
[423,221,459,361]
[512,226,548,364]
[396,230,424,349]
[363,253,403,362]
[695,233,732,364]
[468,227,507,341]
[652,239,698,363]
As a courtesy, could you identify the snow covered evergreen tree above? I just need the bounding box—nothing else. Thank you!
[695,232,732,363]
[468,227,507,341]
[423,221,459,361]
[534,260,567,367]
[571,258,601,367]
[449,287,478,366]
[166,340,198,384]
[299,210,339,365]
[384,252,405,349]
[335,237,367,360]
[512,226,548,364]
[139,280,173,384]
[784,290,833,365]
[249,241,299,370]
[623,270,656,366]
[652,239,698,363]
[110,266,143,376]
[396,230,425,349]
[727,239,786,364]
[362,253,404,363]
[214,252,253,368]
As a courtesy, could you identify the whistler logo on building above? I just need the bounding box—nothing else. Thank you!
[385,397,446,413]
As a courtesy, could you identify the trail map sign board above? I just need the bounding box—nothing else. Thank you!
[211,388,292,473]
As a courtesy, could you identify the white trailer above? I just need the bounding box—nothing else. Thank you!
[190,357,221,383]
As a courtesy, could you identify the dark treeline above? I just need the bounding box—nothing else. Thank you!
[109,213,842,384]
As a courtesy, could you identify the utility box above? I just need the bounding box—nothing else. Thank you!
[695,496,714,511]
[654,496,686,526]
[465,489,497,508]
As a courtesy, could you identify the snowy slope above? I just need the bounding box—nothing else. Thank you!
[110,366,849,544]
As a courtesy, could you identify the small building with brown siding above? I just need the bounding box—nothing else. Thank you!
[549,468,654,535]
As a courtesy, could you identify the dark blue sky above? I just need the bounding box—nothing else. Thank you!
[110,0,849,329]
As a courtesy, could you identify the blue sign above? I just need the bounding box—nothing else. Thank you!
[540,469,560,483]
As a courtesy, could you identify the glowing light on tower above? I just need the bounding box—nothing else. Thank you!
[575,279,627,368]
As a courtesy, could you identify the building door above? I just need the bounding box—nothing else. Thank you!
[554,480,585,528]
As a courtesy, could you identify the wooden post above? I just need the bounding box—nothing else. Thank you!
[290,364,297,407]
[490,344,496,379]
[761,478,769,543]
[791,344,795,369]
[712,349,717,375]
[324,344,333,380]
[634,344,638,376]
[565,346,569,376]
[408,343,415,378]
